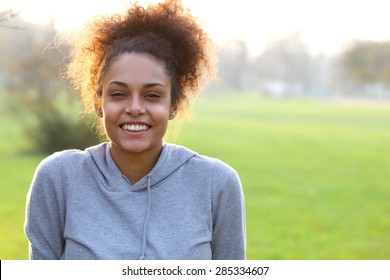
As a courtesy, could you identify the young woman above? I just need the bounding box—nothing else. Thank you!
[25,0,245,260]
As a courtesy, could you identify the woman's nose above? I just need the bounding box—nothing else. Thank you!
[125,96,146,116]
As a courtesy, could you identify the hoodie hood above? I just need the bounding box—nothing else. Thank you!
[85,142,197,192]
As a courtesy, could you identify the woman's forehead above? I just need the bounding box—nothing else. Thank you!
[103,53,171,88]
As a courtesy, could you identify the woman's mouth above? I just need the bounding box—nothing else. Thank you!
[121,124,150,132]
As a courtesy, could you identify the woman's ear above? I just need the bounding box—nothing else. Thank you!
[95,105,103,118]
[169,103,178,120]
[94,95,103,118]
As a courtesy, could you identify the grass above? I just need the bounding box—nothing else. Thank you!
[1,92,389,259]
[0,98,43,259]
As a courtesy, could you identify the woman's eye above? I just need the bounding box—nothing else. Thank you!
[111,92,125,97]
[145,93,161,99]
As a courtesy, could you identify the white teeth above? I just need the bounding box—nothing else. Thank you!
[122,124,149,132]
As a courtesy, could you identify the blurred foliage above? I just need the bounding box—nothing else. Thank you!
[21,94,100,154]
[342,41,390,85]
[216,34,390,98]
[217,33,333,97]
[218,39,251,90]
[254,32,320,96]
[0,18,67,93]
[0,18,99,154]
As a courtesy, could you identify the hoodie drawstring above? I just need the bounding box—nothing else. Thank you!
[139,175,152,260]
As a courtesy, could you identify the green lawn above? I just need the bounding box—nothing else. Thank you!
[0,98,43,259]
[1,92,389,259]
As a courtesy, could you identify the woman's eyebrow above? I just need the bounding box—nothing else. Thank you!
[108,80,127,87]
[143,83,165,89]
[107,81,165,88]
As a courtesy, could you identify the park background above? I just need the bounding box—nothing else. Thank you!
[0,0,389,259]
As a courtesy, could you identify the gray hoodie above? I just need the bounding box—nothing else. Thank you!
[25,142,245,260]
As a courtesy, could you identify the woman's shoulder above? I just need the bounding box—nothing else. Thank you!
[36,143,107,172]
[196,153,238,177]
[166,143,240,182]
[187,148,243,198]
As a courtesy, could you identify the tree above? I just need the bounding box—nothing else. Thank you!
[254,32,314,96]
[1,19,100,153]
[342,40,390,86]
[218,39,250,90]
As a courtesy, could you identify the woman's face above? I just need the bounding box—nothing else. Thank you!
[98,52,177,157]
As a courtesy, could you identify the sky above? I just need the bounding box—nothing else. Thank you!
[2,0,390,56]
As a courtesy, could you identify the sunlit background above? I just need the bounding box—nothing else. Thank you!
[1,0,389,259]
[3,0,390,55]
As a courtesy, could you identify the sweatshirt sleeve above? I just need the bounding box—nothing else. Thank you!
[24,154,65,259]
[210,162,246,260]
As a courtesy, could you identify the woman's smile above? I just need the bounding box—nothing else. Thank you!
[121,123,150,132]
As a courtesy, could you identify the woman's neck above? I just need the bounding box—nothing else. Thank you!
[109,143,163,185]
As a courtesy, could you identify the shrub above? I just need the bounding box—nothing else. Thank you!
[21,92,101,154]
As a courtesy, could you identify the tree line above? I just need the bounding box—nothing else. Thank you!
[219,33,390,99]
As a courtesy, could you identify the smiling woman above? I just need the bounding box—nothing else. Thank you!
[99,53,175,184]
[24,0,246,260]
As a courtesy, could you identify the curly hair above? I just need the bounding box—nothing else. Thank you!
[67,0,216,117]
